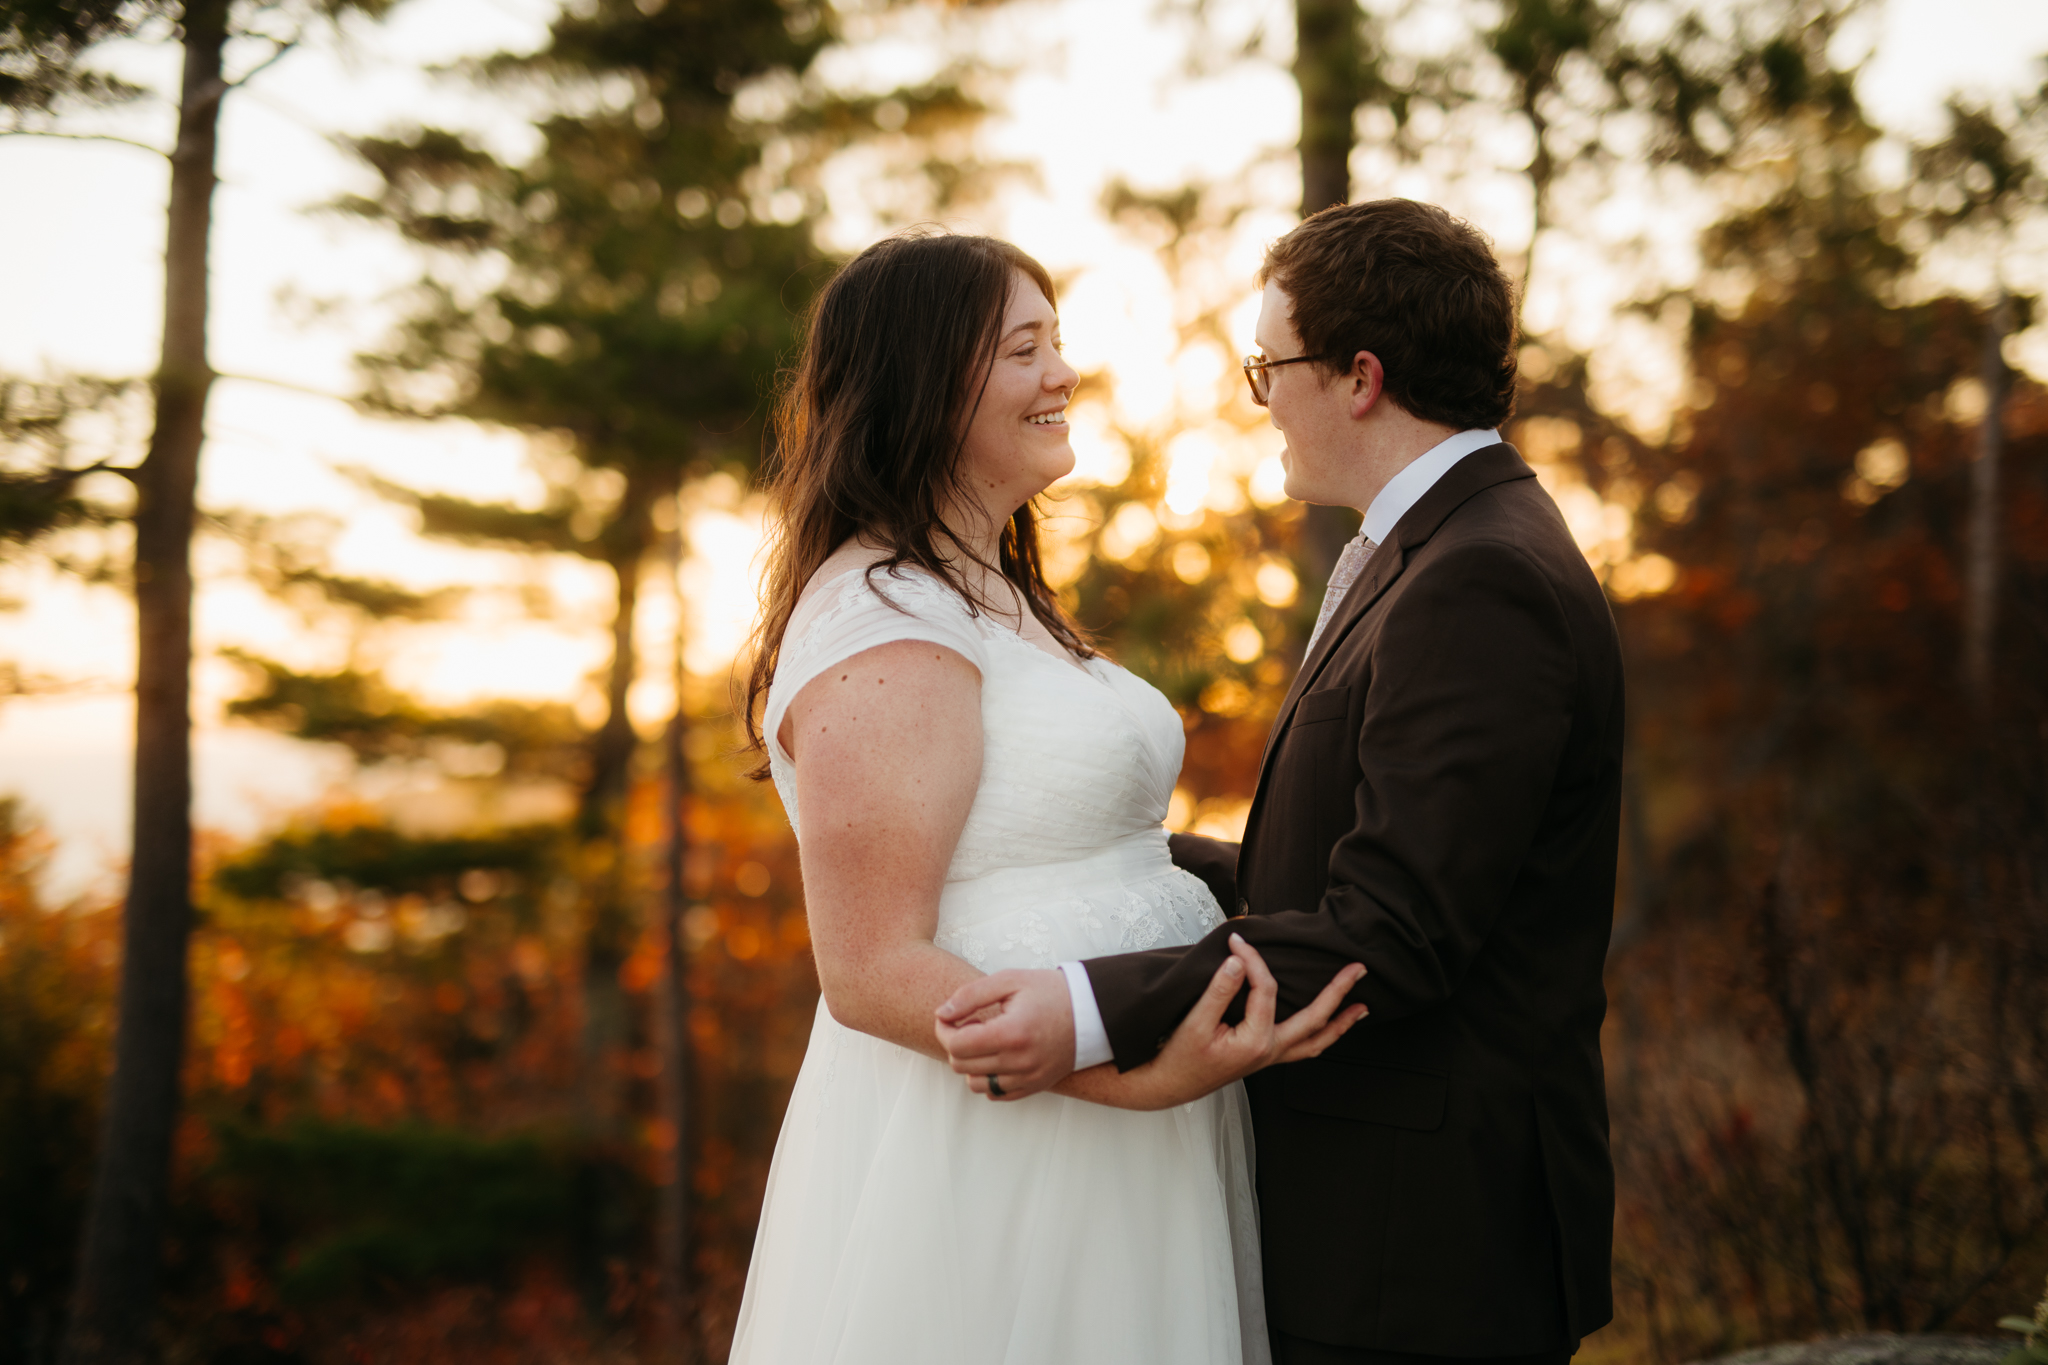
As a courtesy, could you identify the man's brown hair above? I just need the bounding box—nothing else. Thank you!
[1258,199,1518,430]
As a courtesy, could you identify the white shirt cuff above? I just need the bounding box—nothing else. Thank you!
[1061,960,1114,1071]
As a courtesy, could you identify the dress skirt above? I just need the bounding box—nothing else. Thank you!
[727,998,1266,1365]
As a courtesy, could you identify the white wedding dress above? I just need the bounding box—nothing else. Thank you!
[728,563,1268,1365]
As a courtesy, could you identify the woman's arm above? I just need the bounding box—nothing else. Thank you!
[1044,936,1366,1111]
[784,638,986,1060]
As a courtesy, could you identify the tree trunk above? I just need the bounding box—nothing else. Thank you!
[1293,0,1369,591]
[1962,292,2010,711]
[575,479,653,1141]
[1517,81,1553,325]
[568,474,654,1322]
[652,518,695,1363]
[1295,0,1362,219]
[63,2,226,1360]
[578,489,651,842]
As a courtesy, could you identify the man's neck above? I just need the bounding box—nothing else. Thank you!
[1358,426,1503,544]
[1343,417,1462,517]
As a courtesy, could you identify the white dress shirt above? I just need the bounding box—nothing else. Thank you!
[1061,428,1501,1070]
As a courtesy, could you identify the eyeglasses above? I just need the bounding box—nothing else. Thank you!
[1241,352,1332,407]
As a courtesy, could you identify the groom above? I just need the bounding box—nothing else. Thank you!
[938,198,1623,1365]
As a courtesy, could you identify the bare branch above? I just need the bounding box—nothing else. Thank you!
[4,457,139,489]
[236,87,329,138]
[0,129,167,157]
[227,36,302,89]
[72,458,141,485]
[212,371,354,404]
[0,665,129,703]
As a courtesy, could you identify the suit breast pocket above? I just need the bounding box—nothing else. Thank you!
[1294,685,1351,727]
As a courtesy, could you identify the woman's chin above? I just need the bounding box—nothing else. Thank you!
[1025,445,1076,495]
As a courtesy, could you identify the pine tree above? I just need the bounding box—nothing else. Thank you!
[1,3,393,1357]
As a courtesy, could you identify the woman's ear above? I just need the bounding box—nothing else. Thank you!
[1348,351,1386,420]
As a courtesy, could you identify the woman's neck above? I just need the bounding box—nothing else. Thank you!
[928,503,1030,625]
[934,501,1008,581]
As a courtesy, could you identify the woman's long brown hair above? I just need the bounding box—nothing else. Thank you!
[742,228,1094,771]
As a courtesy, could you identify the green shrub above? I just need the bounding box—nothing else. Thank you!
[210,1121,587,1303]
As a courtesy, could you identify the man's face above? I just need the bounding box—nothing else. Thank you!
[1253,278,1352,506]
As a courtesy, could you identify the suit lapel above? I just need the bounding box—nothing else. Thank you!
[1238,444,1538,891]
[1243,533,1406,815]
[1289,533,1403,703]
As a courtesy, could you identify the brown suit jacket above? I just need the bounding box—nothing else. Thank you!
[1084,444,1623,1357]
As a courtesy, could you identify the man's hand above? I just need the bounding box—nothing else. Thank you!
[935,968,1076,1101]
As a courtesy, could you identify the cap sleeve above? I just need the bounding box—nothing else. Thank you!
[764,566,987,764]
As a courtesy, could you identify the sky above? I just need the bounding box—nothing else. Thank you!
[2,0,2046,899]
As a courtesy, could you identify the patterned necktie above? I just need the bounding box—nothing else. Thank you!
[1306,533,1377,655]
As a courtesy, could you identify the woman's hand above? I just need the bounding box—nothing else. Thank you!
[1154,934,1367,1094]
[1056,937,1366,1111]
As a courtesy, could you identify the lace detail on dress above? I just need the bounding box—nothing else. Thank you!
[1112,874,1225,952]
[930,868,1222,973]
[1113,894,1167,950]
[944,929,991,970]
[997,912,1054,966]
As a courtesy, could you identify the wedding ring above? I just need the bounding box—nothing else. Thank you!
[987,1074,1006,1098]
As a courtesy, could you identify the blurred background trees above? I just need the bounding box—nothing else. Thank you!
[301,0,988,1344]
[1,0,2045,1361]
[1593,66,2048,1343]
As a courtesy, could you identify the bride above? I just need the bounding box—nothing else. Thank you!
[728,229,1366,1365]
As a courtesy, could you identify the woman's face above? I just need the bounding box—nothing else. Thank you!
[955,271,1079,524]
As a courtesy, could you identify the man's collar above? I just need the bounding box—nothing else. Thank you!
[1360,427,1501,544]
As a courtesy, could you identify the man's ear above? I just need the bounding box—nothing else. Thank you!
[1347,351,1385,420]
